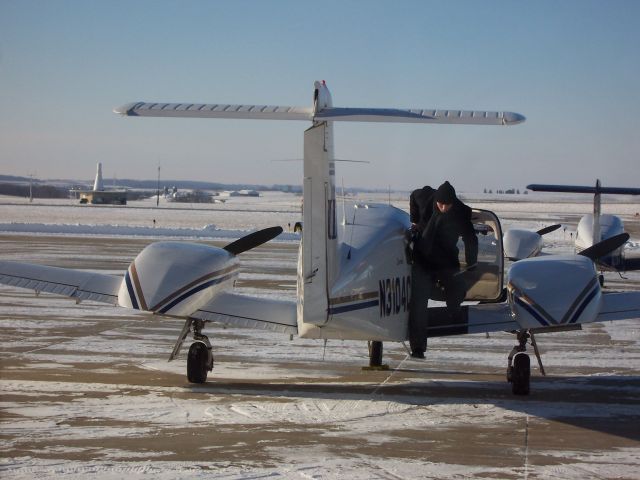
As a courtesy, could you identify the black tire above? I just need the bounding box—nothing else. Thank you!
[512,352,530,395]
[187,342,209,384]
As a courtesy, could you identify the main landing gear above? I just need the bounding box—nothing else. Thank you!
[507,330,545,395]
[170,318,214,384]
[363,341,389,371]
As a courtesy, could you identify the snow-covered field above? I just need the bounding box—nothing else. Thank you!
[1,193,639,479]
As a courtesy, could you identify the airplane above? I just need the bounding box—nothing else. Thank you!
[527,181,640,271]
[1,81,639,396]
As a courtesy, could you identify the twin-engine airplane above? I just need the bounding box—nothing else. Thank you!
[526,181,640,272]
[1,81,639,395]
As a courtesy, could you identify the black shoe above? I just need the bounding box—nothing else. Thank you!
[410,350,425,359]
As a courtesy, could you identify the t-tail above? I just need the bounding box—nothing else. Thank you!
[115,81,525,329]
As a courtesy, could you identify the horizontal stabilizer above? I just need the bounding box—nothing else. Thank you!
[527,184,640,195]
[0,261,121,305]
[115,102,525,126]
[114,102,313,121]
[315,107,525,125]
[192,291,297,334]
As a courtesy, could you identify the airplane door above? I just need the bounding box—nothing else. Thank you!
[458,209,504,302]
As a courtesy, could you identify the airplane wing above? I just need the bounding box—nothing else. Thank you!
[0,261,121,305]
[597,291,640,321]
[425,289,640,337]
[598,256,640,272]
[425,303,519,337]
[191,291,298,335]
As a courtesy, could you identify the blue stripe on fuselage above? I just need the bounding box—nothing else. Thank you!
[158,273,235,314]
[124,271,139,310]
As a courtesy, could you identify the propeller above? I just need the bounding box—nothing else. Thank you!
[536,224,561,236]
[578,232,629,261]
[223,226,283,256]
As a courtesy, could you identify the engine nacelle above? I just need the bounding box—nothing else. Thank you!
[503,229,543,261]
[507,255,601,329]
[118,242,239,316]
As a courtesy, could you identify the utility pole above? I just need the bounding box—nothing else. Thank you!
[29,174,33,203]
[156,164,161,207]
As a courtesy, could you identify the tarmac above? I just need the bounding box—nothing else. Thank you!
[1,234,639,479]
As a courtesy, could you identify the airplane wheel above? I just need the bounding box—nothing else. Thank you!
[511,352,530,395]
[187,342,209,383]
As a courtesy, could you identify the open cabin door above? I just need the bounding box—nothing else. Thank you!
[459,209,504,302]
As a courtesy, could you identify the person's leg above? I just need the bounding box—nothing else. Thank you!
[441,269,466,321]
[408,262,431,357]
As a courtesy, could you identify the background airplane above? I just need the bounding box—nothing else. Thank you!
[527,180,640,271]
[1,82,639,397]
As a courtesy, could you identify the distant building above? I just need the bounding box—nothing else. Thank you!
[70,163,128,205]
[229,189,260,197]
[166,189,215,203]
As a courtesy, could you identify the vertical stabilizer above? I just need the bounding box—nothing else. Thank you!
[300,122,337,326]
[593,179,601,246]
[93,162,104,191]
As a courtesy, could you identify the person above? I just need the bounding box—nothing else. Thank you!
[408,181,478,358]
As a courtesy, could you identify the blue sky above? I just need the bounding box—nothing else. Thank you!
[1,0,639,191]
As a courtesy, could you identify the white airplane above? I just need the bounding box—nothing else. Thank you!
[527,181,640,271]
[1,81,639,396]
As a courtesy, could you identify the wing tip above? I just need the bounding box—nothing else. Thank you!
[113,102,141,116]
[503,112,526,125]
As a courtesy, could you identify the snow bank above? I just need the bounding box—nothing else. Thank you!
[0,222,300,242]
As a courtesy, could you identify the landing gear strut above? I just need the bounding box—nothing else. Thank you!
[507,330,545,395]
[170,318,214,383]
[363,341,389,371]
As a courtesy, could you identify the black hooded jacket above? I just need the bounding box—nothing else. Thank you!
[410,186,478,270]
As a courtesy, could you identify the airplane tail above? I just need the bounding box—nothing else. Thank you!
[299,121,337,327]
[115,81,525,331]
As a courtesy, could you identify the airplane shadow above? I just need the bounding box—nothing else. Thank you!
[184,373,640,442]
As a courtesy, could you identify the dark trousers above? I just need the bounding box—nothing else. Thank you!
[408,262,466,353]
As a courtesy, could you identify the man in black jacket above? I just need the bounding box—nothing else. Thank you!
[408,181,478,358]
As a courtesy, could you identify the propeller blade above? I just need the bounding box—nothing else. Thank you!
[536,224,561,236]
[578,233,629,261]
[223,226,283,256]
